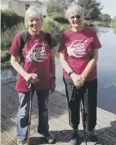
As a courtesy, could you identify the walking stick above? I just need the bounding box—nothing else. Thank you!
[27,83,33,145]
[80,100,87,145]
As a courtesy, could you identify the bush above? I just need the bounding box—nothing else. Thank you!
[48,12,62,18]
[54,16,69,24]
[42,18,61,40]
[1,22,26,68]
[1,61,11,70]
[49,12,69,24]
[111,17,116,29]
[1,9,24,32]
[59,24,71,33]
[42,18,56,33]
[1,23,26,50]
[97,22,110,27]
[1,27,16,50]
[1,53,11,63]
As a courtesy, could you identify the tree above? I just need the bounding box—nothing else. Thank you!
[111,16,116,30]
[75,0,102,20]
[47,0,102,21]
[100,14,112,23]
[47,0,75,15]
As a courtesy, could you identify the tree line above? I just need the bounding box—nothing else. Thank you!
[47,0,112,23]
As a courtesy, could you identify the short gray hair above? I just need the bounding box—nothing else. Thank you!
[65,4,85,19]
[25,6,43,28]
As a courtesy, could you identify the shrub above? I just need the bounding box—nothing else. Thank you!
[1,53,11,63]
[1,22,26,63]
[42,18,61,41]
[1,22,26,50]
[1,9,24,32]
[59,24,71,33]
[49,12,69,24]
[42,18,56,33]
[53,16,69,24]
[1,61,11,70]
[48,12,62,18]
[1,27,16,50]
[111,17,116,29]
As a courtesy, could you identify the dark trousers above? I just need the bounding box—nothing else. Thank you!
[63,78,97,131]
[17,90,49,142]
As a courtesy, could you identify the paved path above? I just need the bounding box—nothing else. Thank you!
[1,82,116,145]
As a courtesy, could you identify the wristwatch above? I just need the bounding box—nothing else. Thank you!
[68,71,74,76]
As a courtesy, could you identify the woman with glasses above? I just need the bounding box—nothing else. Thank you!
[58,4,101,145]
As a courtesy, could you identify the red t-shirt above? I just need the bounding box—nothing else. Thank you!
[58,27,101,80]
[9,31,56,92]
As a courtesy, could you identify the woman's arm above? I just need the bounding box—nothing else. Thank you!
[50,49,56,78]
[60,53,84,87]
[60,53,73,74]
[10,55,38,83]
[49,49,56,92]
[81,49,98,80]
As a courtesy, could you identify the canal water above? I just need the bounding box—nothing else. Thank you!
[97,27,116,114]
[1,27,116,114]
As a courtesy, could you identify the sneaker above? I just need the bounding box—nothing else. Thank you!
[88,134,97,142]
[38,130,55,144]
[44,132,55,144]
[69,130,80,145]
[87,129,98,142]
[17,140,27,145]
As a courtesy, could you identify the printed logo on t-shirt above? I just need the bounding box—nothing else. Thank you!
[67,39,90,58]
[26,42,49,62]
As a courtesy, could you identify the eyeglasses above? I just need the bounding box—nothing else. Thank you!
[70,15,81,19]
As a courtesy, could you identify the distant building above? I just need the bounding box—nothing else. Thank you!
[1,0,48,16]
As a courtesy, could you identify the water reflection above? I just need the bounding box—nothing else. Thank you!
[97,27,116,114]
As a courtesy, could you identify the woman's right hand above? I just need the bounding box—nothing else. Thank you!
[10,55,39,85]
[70,72,84,88]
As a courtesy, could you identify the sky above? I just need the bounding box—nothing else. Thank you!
[100,0,116,18]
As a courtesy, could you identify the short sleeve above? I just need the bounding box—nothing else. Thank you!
[9,32,22,56]
[58,33,67,54]
[93,31,101,49]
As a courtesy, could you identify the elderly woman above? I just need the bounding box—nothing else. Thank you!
[58,4,101,145]
[9,6,56,145]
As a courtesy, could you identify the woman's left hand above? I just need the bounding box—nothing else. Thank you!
[76,78,84,87]
[70,73,84,87]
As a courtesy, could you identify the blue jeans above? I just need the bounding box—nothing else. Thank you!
[17,90,49,142]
